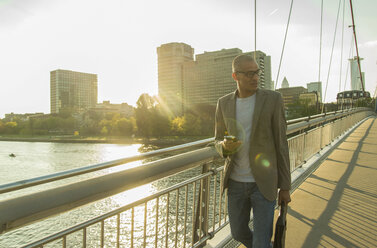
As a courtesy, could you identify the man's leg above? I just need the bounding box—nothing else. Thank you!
[227,180,253,248]
[250,185,275,248]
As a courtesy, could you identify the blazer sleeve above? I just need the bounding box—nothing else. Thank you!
[214,99,230,158]
[272,93,291,190]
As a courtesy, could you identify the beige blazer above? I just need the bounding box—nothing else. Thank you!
[214,89,291,201]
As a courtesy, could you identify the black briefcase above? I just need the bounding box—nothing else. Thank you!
[273,203,288,248]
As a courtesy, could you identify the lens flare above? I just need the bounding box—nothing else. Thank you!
[262,159,270,167]
[255,153,262,160]
[255,153,270,167]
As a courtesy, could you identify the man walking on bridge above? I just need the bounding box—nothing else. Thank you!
[214,54,291,247]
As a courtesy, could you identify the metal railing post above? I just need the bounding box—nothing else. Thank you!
[193,162,211,247]
[302,131,307,164]
[319,124,325,150]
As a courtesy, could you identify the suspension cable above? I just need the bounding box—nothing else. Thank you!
[274,0,294,90]
[254,0,257,61]
[318,0,323,83]
[350,34,355,107]
[349,0,365,92]
[339,0,345,92]
[321,0,342,113]
[341,35,354,110]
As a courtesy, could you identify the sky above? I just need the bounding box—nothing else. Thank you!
[0,0,376,118]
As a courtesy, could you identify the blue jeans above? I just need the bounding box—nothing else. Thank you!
[227,179,275,248]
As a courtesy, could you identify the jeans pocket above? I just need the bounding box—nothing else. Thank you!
[227,180,244,197]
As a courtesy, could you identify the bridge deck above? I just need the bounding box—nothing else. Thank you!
[240,116,377,248]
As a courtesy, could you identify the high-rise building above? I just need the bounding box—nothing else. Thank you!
[281,77,289,88]
[299,92,319,106]
[307,81,322,102]
[183,48,241,110]
[50,69,98,114]
[276,86,307,106]
[157,42,194,116]
[349,57,365,91]
[252,51,273,90]
[157,43,273,115]
[183,49,273,111]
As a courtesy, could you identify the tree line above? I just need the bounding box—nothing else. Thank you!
[0,93,216,138]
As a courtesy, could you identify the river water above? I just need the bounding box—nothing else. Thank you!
[0,141,206,247]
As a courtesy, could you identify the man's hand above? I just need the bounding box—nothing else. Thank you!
[222,139,242,154]
[278,189,291,206]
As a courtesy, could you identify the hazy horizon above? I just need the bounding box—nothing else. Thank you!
[1,0,376,118]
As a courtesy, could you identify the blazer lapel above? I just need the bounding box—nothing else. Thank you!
[225,90,237,137]
[250,89,266,141]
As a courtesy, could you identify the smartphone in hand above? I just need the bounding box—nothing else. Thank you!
[224,135,238,142]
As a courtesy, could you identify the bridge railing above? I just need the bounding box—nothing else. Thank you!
[0,107,374,248]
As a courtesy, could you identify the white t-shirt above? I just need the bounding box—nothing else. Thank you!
[229,94,256,182]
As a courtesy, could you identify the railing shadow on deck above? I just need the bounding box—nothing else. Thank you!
[287,117,377,248]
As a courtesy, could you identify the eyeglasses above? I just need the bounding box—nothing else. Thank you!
[236,69,261,78]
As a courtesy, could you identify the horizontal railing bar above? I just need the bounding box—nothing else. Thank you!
[0,147,219,234]
[212,222,230,236]
[0,138,214,194]
[22,168,221,247]
[287,132,305,142]
[192,233,213,248]
[286,108,364,135]
[181,221,231,248]
[286,107,356,125]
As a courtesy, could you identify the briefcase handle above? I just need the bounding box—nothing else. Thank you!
[279,202,288,222]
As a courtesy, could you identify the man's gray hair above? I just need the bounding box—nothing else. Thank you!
[232,54,256,73]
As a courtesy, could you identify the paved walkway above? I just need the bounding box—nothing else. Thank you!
[241,116,377,248]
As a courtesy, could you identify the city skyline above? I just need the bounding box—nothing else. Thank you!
[157,43,273,116]
[0,0,376,118]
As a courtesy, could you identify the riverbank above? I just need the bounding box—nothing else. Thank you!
[0,135,210,146]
